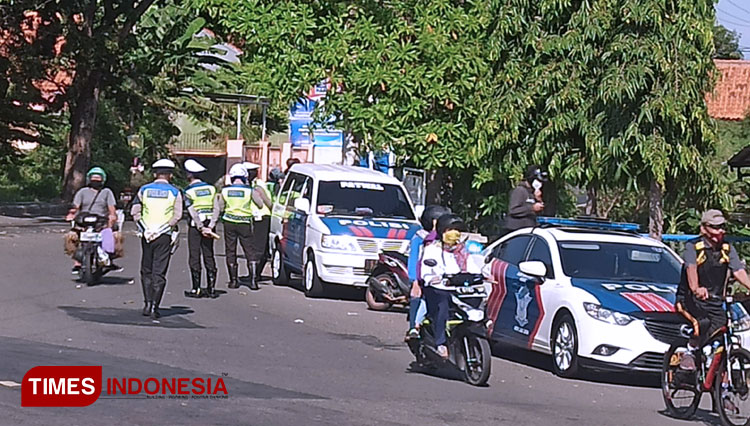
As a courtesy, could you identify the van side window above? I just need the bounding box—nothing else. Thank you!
[278,174,297,207]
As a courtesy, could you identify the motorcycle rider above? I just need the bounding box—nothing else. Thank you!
[131,159,183,319]
[420,214,470,359]
[208,163,272,290]
[183,159,218,298]
[66,167,121,274]
[677,209,750,371]
[405,205,450,341]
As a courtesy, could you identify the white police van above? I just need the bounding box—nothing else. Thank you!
[269,164,421,297]
[482,217,750,377]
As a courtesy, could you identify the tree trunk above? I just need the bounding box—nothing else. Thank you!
[61,70,102,202]
[585,185,598,217]
[425,168,444,205]
[649,180,664,240]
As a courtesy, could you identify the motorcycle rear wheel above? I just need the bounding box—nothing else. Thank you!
[365,274,395,311]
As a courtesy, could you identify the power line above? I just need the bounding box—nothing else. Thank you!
[727,0,750,18]
[717,9,750,29]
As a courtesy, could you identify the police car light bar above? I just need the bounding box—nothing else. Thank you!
[537,216,640,232]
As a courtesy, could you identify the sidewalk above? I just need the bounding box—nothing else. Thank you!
[0,202,68,218]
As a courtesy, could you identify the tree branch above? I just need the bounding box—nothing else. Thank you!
[118,0,157,42]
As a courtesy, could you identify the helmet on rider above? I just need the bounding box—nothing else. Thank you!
[436,214,467,246]
[420,205,451,231]
[86,167,107,184]
[524,164,548,184]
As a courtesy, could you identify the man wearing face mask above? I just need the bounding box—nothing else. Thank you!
[504,165,548,233]
[420,214,471,359]
[66,167,121,274]
[676,210,750,372]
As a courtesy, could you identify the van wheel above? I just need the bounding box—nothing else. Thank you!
[304,256,326,298]
[271,245,289,286]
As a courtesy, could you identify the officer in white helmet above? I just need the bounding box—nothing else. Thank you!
[208,162,272,290]
[183,159,219,298]
[130,158,183,319]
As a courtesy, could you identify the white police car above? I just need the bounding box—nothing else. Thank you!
[482,217,750,377]
[269,164,421,297]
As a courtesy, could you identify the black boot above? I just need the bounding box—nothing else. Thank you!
[249,262,259,290]
[151,305,161,319]
[142,302,152,316]
[228,266,239,289]
[206,270,218,298]
[184,270,202,298]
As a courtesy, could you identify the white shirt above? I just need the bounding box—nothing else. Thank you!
[420,242,462,290]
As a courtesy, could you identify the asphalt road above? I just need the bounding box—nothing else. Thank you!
[0,217,723,425]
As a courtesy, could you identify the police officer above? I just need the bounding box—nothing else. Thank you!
[183,159,218,298]
[208,163,272,290]
[131,159,183,319]
[244,162,273,282]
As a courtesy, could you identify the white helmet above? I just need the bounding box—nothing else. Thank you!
[228,163,248,179]
[184,159,207,174]
[152,158,176,170]
[242,162,260,171]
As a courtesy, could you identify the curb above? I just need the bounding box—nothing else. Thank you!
[0,202,68,218]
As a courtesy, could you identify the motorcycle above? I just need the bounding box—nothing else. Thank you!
[365,251,411,311]
[407,272,493,386]
[72,214,110,286]
[118,188,134,220]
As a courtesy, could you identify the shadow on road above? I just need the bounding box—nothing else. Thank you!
[279,276,368,303]
[491,342,661,388]
[77,276,135,286]
[59,305,203,329]
[657,408,723,426]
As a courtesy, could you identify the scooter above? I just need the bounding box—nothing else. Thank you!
[407,273,493,386]
[365,251,411,311]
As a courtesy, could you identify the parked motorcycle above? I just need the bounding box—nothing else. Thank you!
[365,251,411,311]
[72,214,109,286]
[407,272,492,386]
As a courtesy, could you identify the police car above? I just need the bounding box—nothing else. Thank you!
[268,164,421,297]
[482,217,750,377]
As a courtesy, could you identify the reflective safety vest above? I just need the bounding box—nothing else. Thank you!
[184,181,216,222]
[221,184,255,224]
[253,180,272,217]
[139,181,180,229]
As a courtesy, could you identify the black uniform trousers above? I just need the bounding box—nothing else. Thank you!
[224,221,258,271]
[140,233,172,307]
[254,216,271,277]
[188,220,217,276]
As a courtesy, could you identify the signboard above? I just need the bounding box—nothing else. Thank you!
[288,80,344,151]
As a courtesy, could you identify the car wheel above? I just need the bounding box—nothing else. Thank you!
[303,255,325,298]
[552,314,579,378]
[271,245,289,286]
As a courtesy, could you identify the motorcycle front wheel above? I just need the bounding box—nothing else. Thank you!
[80,245,101,286]
[461,334,491,386]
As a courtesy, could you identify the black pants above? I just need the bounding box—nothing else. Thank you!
[253,216,270,277]
[424,287,452,346]
[188,221,217,277]
[678,297,727,347]
[223,221,257,271]
[140,234,172,307]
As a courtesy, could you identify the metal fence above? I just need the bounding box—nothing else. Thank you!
[170,133,225,153]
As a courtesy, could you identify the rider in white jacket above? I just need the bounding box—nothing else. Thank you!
[420,214,470,359]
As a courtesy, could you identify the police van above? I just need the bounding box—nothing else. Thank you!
[269,164,421,297]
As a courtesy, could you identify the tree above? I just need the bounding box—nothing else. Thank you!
[199,0,725,237]
[714,22,743,60]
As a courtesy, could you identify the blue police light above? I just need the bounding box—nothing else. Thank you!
[537,216,640,232]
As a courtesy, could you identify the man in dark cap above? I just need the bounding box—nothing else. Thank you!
[504,165,547,233]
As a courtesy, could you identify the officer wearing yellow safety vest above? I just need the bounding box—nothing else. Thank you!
[131,159,183,319]
[183,159,219,299]
[244,162,273,282]
[208,163,272,290]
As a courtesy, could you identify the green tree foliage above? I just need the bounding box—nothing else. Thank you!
[199,0,723,236]
[713,22,743,59]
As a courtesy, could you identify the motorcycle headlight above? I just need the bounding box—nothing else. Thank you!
[583,302,633,326]
[320,235,359,252]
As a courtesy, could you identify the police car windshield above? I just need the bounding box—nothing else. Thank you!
[557,241,681,284]
[317,181,415,220]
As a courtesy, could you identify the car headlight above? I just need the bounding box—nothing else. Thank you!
[320,235,359,251]
[583,302,634,326]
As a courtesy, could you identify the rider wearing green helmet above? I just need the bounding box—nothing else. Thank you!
[66,166,121,274]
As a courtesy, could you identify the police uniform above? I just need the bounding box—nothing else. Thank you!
[183,159,218,298]
[252,174,273,281]
[131,159,183,319]
[208,163,271,290]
